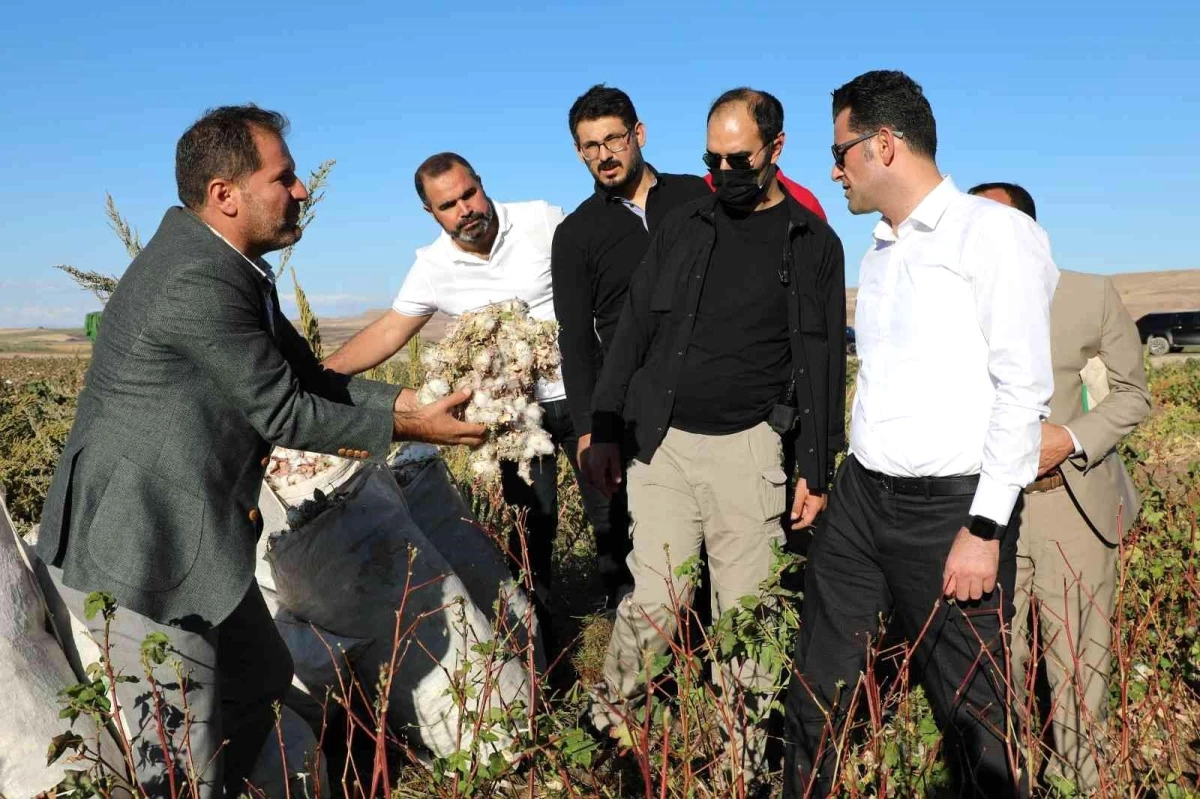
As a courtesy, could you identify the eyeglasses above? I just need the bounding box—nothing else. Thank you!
[580,130,633,161]
[702,141,770,171]
[831,129,904,168]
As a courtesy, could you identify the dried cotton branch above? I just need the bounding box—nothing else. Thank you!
[416,299,560,483]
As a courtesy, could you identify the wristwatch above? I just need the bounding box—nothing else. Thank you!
[966,515,1005,542]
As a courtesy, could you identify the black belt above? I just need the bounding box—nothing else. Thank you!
[858,464,979,497]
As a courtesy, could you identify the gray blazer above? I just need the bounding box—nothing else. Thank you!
[37,208,399,630]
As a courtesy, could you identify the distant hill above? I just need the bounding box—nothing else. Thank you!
[843,268,1199,328]
[4,269,1196,356]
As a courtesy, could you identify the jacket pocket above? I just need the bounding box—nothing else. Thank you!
[87,455,206,592]
[798,291,827,337]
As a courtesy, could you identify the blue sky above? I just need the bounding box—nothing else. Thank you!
[1,0,1196,327]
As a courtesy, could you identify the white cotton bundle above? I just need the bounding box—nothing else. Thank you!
[416,299,561,484]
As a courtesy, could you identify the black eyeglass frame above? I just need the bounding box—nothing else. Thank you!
[831,129,904,168]
[579,129,634,162]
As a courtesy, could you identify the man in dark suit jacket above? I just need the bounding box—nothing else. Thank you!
[35,105,485,796]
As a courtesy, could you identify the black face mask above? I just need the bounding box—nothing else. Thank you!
[711,162,776,210]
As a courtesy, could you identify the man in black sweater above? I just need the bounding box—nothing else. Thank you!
[581,88,846,786]
[551,85,710,608]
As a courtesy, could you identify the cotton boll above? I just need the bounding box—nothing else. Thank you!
[472,348,494,373]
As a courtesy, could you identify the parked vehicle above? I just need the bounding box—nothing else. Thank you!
[846,326,856,355]
[1135,311,1200,356]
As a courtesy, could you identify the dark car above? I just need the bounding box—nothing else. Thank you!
[1136,311,1200,356]
[846,326,856,355]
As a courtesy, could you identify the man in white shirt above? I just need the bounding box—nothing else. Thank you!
[783,71,1057,798]
[325,153,586,625]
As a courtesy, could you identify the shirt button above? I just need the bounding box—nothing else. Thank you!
[337,448,348,456]
[677,350,683,356]
[657,426,664,432]
[667,389,673,394]
[361,450,370,459]
[808,448,815,454]
[804,408,811,414]
[798,368,805,375]
[248,508,260,523]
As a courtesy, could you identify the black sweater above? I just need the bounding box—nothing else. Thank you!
[550,167,710,435]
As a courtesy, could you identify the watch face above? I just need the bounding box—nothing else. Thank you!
[968,516,1002,541]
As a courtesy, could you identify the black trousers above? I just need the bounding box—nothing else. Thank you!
[500,399,632,604]
[783,455,1024,798]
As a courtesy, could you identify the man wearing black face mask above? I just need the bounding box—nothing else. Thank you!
[582,87,845,786]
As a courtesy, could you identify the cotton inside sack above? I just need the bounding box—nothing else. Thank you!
[265,466,531,759]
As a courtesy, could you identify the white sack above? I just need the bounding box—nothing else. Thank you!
[265,466,531,759]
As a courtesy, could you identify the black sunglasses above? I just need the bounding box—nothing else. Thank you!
[831,129,904,168]
[702,141,770,171]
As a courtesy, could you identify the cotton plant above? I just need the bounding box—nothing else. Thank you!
[415,299,560,483]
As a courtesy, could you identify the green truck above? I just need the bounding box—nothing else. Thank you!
[84,311,103,343]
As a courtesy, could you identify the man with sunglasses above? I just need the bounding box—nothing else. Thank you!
[783,71,1058,797]
[583,87,845,786]
[551,85,711,609]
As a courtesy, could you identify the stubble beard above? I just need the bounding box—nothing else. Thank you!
[244,192,302,255]
[595,148,645,196]
[450,201,496,245]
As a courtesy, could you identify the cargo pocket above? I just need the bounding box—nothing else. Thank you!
[758,467,788,522]
[747,423,787,522]
[87,456,205,592]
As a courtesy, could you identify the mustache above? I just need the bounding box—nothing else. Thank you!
[456,213,487,231]
[597,158,621,172]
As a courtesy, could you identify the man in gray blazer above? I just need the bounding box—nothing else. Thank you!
[35,105,486,796]
[971,182,1151,791]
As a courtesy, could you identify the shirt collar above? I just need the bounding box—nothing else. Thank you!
[192,211,277,284]
[595,163,660,203]
[440,200,511,264]
[872,175,958,243]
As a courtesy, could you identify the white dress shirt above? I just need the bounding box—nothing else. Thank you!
[393,200,567,401]
[850,177,1059,525]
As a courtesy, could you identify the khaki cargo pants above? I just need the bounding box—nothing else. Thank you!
[590,422,788,779]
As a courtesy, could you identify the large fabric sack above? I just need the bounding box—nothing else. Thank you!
[392,446,545,672]
[274,608,371,700]
[265,466,531,759]
[256,448,364,616]
[0,497,120,797]
[246,704,331,798]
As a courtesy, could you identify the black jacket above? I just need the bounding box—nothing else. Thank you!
[591,192,846,490]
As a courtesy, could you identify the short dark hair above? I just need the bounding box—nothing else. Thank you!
[414,152,479,206]
[831,71,937,160]
[707,87,784,146]
[968,182,1037,221]
[175,105,290,210]
[568,85,638,142]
